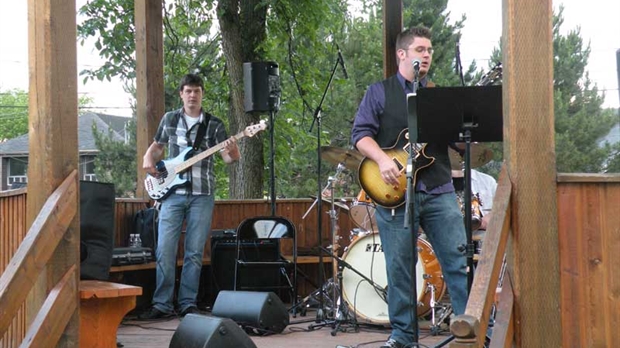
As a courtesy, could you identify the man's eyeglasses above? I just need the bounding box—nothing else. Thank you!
[408,46,434,55]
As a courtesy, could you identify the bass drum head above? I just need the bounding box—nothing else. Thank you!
[340,233,445,325]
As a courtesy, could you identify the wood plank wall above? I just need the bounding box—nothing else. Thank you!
[4,176,616,344]
[114,198,358,256]
[0,188,27,348]
[557,174,620,348]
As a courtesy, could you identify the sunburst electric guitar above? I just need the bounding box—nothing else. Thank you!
[144,121,267,201]
[358,63,503,208]
[358,129,433,208]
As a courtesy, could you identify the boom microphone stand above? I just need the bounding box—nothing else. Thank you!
[307,49,345,326]
[404,60,422,345]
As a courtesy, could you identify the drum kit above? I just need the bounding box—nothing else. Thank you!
[301,144,492,334]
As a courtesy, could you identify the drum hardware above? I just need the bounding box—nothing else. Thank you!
[308,166,377,335]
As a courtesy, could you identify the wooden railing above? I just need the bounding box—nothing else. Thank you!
[450,166,514,347]
[0,171,79,348]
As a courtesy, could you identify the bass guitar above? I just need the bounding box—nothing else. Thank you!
[145,121,267,200]
[358,63,503,208]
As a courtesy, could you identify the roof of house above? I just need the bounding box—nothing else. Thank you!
[0,112,129,156]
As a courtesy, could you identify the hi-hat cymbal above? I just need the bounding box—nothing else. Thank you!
[448,143,493,170]
[320,146,364,171]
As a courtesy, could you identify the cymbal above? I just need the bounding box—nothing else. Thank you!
[448,143,493,170]
[320,146,364,171]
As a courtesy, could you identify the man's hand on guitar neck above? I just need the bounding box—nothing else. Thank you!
[356,136,401,186]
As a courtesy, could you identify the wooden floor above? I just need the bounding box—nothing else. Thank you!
[117,309,454,348]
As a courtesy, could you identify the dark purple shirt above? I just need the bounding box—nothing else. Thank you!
[351,72,454,194]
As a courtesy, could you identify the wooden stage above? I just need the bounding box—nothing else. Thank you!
[117,309,454,348]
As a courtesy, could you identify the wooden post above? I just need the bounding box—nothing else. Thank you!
[501,0,560,346]
[26,0,80,346]
[383,0,402,78]
[135,0,164,198]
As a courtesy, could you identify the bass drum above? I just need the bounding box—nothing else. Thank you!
[340,233,446,325]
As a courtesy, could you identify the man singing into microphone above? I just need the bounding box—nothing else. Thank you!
[351,26,468,348]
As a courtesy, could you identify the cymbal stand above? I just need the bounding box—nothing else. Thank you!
[293,164,346,318]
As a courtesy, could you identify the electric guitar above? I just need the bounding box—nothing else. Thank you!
[145,121,267,201]
[358,63,503,208]
[358,129,433,208]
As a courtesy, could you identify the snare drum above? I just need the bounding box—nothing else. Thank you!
[349,189,378,232]
[340,232,446,324]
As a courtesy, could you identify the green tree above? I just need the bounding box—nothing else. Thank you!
[480,6,619,177]
[552,7,618,173]
[0,88,93,140]
[0,89,29,140]
[92,120,137,197]
[77,0,488,199]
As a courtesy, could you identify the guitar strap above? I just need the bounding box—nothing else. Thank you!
[190,112,211,151]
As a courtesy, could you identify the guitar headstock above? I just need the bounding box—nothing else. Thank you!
[243,120,268,138]
[477,62,502,86]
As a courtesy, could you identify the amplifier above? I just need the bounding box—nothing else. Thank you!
[210,237,281,294]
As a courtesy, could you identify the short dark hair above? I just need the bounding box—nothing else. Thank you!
[396,26,432,51]
[179,73,204,92]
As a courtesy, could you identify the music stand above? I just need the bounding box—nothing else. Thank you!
[413,85,502,347]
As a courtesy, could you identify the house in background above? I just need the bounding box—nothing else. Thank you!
[0,112,131,191]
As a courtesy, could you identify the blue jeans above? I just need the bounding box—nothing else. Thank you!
[376,191,468,345]
[152,193,214,313]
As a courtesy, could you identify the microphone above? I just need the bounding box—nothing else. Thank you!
[336,44,349,79]
[412,59,421,72]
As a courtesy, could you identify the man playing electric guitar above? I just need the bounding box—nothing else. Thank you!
[139,73,240,319]
[351,26,468,348]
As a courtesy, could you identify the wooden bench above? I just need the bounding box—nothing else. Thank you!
[79,280,142,348]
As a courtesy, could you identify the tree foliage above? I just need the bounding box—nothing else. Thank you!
[0,88,93,140]
[76,1,618,200]
[0,89,29,140]
[92,120,137,197]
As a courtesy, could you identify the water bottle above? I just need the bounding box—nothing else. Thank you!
[135,234,142,248]
[129,234,137,248]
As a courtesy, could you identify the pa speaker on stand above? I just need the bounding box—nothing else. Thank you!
[243,61,280,113]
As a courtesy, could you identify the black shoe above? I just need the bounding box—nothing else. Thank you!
[380,338,405,348]
[180,306,201,317]
[138,307,172,320]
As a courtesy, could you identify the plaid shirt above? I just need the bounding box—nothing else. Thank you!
[154,108,228,196]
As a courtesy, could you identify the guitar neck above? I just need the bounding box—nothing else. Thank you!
[174,131,246,173]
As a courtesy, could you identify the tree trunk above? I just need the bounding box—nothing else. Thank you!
[217,0,267,199]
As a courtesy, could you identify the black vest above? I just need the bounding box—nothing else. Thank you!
[376,75,452,190]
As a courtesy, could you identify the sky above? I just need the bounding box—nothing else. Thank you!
[0,0,619,117]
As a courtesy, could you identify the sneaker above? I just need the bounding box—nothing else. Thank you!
[138,307,173,320]
[380,338,405,348]
[180,306,201,317]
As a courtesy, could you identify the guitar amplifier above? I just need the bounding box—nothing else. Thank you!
[111,247,153,266]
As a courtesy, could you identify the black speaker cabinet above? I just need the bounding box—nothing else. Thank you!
[210,238,281,294]
[169,314,256,348]
[243,61,279,113]
[80,181,115,280]
[212,291,289,334]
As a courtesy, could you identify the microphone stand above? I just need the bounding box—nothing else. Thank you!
[404,62,421,345]
[307,51,342,326]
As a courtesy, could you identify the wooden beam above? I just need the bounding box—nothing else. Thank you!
[0,171,78,336]
[26,0,80,346]
[501,0,560,346]
[20,266,77,348]
[383,0,402,78]
[134,0,164,198]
